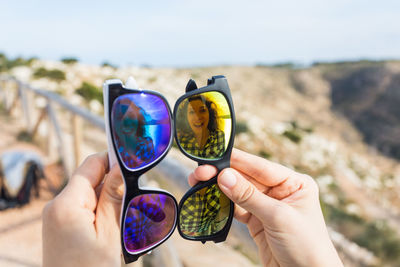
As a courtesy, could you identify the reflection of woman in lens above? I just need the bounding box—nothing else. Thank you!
[114,99,155,169]
[178,95,225,159]
[180,184,230,237]
[124,194,172,252]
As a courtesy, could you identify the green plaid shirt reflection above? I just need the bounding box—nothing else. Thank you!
[180,130,225,159]
[180,184,221,236]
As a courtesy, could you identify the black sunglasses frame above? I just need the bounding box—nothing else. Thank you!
[173,75,236,243]
[105,81,178,263]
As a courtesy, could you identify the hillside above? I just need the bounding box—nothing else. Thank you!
[319,61,400,160]
[2,58,400,266]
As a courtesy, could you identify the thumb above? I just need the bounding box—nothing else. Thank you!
[96,165,124,237]
[218,168,282,222]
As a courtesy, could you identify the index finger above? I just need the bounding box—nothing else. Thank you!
[231,148,295,187]
[60,151,110,209]
[71,151,110,188]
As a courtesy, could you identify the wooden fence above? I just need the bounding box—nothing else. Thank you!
[0,75,184,267]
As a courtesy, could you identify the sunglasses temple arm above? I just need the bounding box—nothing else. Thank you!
[103,81,118,168]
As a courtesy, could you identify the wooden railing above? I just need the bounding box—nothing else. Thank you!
[0,75,185,267]
[0,76,107,183]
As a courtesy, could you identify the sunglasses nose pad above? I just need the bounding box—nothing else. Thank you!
[178,181,231,238]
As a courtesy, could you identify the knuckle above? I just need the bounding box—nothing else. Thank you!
[236,185,256,206]
[81,153,101,168]
[104,178,124,202]
[85,154,102,167]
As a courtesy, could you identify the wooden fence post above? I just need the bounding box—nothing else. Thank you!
[47,103,70,182]
[31,107,47,138]
[71,114,83,168]
[8,82,20,116]
[20,83,32,132]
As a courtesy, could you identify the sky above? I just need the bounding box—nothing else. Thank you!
[1,0,400,67]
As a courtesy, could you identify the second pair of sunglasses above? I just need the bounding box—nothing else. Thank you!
[103,75,235,263]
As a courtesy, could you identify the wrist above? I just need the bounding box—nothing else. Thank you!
[308,240,343,267]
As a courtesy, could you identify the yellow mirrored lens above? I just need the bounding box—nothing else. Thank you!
[176,91,231,160]
[179,183,230,237]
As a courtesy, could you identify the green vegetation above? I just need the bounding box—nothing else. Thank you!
[258,150,272,159]
[312,59,385,68]
[190,72,200,79]
[33,67,66,82]
[354,220,400,263]
[256,61,301,69]
[0,101,5,114]
[282,129,302,143]
[147,76,157,83]
[55,87,67,96]
[348,160,367,180]
[76,82,102,103]
[0,53,36,72]
[281,120,314,143]
[321,200,400,265]
[101,61,117,69]
[235,121,249,134]
[17,130,33,142]
[61,57,78,64]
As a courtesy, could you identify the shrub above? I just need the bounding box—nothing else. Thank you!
[101,62,117,69]
[191,72,200,79]
[0,53,6,72]
[236,121,249,134]
[259,150,272,159]
[354,220,400,264]
[33,67,66,82]
[282,129,302,143]
[61,57,78,64]
[148,76,157,83]
[17,130,33,142]
[321,200,400,265]
[0,101,5,113]
[76,82,102,103]
[0,53,36,71]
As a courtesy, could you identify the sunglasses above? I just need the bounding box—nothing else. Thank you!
[103,80,178,263]
[173,75,236,243]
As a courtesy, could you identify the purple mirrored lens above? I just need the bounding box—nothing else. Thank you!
[123,193,177,254]
[111,93,171,170]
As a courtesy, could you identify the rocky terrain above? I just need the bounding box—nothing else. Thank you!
[1,56,400,266]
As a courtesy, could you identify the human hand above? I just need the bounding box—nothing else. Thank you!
[42,152,124,267]
[188,148,343,267]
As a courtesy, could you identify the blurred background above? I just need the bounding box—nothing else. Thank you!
[1,0,400,266]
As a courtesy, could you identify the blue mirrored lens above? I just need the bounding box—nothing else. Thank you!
[111,93,171,170]
[123,193,177,254]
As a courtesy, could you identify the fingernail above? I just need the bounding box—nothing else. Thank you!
[219,169,237,189]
